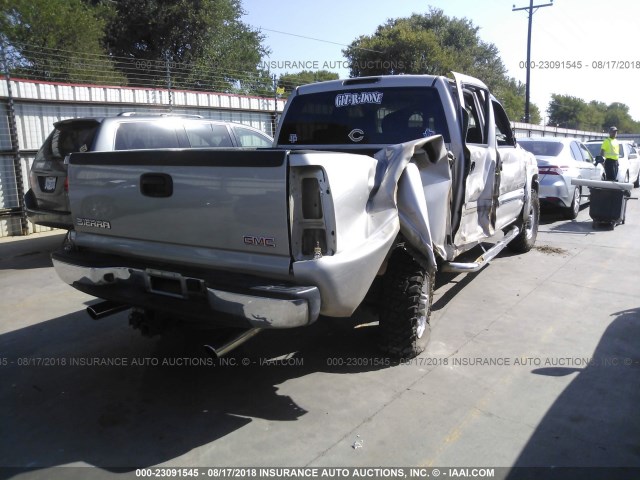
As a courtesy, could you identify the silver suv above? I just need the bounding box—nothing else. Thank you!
[25,113,274,229]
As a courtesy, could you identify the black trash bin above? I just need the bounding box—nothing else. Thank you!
[589,187,629,228]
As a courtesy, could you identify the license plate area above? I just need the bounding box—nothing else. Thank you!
[144,269,204,299]
[41,176,57,193]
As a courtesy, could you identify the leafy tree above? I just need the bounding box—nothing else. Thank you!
[493,77,541,124]
[604,102,636,133]
[343,8,507,90]
[547,95,637,132]
[277,70,339,95]
[342,8,540,123]
[547,94,588,130]
[0,0,122,83]
[101,0,268,92]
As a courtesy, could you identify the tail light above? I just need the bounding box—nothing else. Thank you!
[290,166,336,260]
[538,165,567,175]
[64,176,69,192]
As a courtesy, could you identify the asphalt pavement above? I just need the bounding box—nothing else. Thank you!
[1,197,639,479]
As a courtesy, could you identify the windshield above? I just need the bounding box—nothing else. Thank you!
[518,140,563,157]
[585,143,601,157]
[278,87,450,146]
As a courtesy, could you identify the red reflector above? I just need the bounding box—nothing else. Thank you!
[64,176,69,192]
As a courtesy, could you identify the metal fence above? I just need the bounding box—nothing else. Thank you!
[0,76,286,237]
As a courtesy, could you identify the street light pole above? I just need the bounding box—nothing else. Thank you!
[513,0,553,124]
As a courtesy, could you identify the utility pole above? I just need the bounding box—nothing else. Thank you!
[513,0,553,123]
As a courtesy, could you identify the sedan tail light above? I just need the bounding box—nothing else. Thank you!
[538,165,567,175]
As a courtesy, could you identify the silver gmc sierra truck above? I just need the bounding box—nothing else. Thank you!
[52,72,539,358]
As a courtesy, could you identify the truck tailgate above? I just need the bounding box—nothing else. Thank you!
[68,149,291,274]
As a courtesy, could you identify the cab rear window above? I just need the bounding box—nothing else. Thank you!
[278,87,450,145]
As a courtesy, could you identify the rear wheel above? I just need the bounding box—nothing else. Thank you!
[379,249,433,359]
[563,186,581,220]
[508,188,540,253]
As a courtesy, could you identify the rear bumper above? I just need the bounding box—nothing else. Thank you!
[539,176,572,207]
[51,251,321,329]
[24,190,72,229]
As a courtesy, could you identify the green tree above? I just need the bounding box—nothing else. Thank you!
[604,102,635,133]
[342,8,507,90]
[583,100,607,132]
[0,0,122,83]
[102,0,268,92]
[493,77,541,124]
[342,8,540,123]
[277,70,339,95]
[547,94,588,129]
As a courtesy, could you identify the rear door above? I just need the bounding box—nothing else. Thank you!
[573,141,601,181]
[68,149,292,275]
[452,72,499,245]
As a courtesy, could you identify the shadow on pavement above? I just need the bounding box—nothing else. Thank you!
[0,232,65,271]
[507,307,640,476]
[0,305,387,475]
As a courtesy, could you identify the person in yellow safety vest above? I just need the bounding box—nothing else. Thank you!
[600,126,620,181]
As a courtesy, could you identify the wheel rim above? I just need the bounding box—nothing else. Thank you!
[416,283,429,339]
[572,188,580,217]
[525,198,537,240]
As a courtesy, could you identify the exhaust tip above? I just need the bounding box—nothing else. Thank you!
[87,301,129,320]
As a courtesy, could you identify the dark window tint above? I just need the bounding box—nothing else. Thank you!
[585,143,601,157]
[492,100,514,147]
[518,141,563,157]
[115,122,181,150]
[185,123,233,147]
[278,87,450,145]
[35,121,99,161]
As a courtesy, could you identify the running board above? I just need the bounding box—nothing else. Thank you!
[441,227,520,274]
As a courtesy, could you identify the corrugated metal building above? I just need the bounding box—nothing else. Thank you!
[0,78,286,236]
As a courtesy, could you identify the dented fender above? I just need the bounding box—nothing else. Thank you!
[370,135,452,268]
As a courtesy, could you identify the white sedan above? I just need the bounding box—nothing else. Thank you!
[585,140,640,187]
[519,137,604,219]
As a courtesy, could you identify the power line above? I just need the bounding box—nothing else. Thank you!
[258,28,382,53]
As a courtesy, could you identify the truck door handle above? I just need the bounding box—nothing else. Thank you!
[140,173,173,197]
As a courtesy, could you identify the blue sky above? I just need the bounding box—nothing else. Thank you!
[242,0,640,123]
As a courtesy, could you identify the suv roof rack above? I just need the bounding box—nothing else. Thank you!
[117,112,203,119]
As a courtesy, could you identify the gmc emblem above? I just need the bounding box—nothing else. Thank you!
[243,235,276,248]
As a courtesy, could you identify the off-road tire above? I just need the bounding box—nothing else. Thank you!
[379,249,434,359]
[508,188,540,253]
[563,186,580,220]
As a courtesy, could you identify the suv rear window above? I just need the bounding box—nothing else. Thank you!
[35,121,99,161]
[278,87,450,145]
[115,122,182,150]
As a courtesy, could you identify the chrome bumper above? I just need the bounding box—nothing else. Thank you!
[52,257,321,329]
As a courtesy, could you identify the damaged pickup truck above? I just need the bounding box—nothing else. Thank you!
[52,72,539,358]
